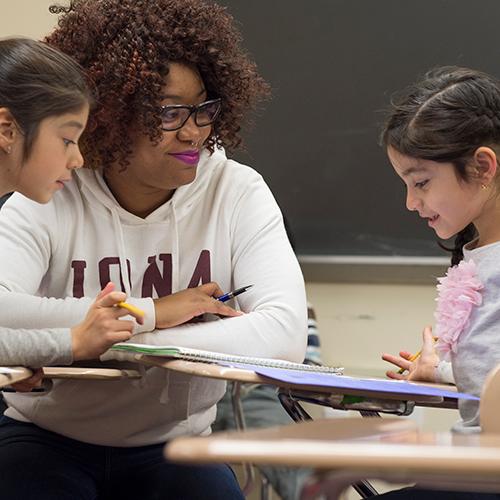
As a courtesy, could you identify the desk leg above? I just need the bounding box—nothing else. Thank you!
[278,389,378,498]
[260,474,271,500]
[278,390,313,421]
[230,382,256,496]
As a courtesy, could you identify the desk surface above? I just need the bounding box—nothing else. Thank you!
[138,357,268,384]
[0,366,33,388]
[42,366,141,380]
[166,417,500,476]
[138,357,456,406]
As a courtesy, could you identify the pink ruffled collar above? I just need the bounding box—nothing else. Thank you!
[434,259,483,360]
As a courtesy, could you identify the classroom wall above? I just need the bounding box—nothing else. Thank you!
[0,1,58,39]
[306,281,458,433]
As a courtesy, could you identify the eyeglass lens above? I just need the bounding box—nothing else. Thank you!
[161,100,221,131]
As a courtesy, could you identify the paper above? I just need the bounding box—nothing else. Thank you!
[111,343,343,374]
[251,366,478,401]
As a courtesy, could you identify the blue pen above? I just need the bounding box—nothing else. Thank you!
[216,285,253,302]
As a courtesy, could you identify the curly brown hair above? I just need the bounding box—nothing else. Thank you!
[46,0,270,169]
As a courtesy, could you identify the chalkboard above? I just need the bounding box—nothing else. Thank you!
[218,0,500,256]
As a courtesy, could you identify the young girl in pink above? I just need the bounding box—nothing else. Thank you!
[380,66,500,499]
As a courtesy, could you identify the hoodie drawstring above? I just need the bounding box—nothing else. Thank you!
[111,207,131,296]
[159,201,190,405]
[110,207,147,385]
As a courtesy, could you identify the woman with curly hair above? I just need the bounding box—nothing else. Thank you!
[0,1,307,498]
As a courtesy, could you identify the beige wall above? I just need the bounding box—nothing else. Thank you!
[306,281,458,434]
[306,282,437,374]
[0,0,60,39]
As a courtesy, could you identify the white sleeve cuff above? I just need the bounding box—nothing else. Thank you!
[126,297,156,334]
[435,360,455,384]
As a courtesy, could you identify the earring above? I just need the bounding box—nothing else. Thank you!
[5,146,11,154]
[481,184,488,190]
[191,141,198,148]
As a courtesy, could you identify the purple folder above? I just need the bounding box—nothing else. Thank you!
[224,363,478,401]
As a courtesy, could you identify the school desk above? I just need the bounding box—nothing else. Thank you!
[136,356,459,415]
[165,363,500,500]
[165,417,500,500]
[137,357,464,498]
[0,366,33,388]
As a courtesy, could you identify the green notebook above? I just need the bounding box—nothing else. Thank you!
[110,342,343,374]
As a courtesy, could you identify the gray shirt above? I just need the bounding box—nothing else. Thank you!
[452,241,500,432]
[0,327,72,368]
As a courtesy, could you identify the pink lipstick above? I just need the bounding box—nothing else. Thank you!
[169,150,200,166]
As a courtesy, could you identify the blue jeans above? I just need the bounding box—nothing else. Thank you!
[0,416,244,500]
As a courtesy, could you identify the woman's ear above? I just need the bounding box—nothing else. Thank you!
[0,107,17,155]
[473,146,498,186]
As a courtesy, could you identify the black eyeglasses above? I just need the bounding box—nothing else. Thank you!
[159,98,222,132]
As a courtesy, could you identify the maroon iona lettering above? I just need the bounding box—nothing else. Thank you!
[188,250,211,288]
[141,254,172,298]
[71,260,86,298]
[98,257,131,292]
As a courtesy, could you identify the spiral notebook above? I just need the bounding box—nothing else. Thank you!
[110,342,343,374]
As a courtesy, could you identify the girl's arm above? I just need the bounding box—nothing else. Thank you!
[0,327,72,368]
[0,282,143,368]
[0,195,156,332]
[0,195,94,328]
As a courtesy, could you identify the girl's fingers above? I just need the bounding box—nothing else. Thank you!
[382,353,412,372]
[96,282,115,301]
[386,370,406,380]
[11,368,44,391]
[96,291,127,308]
[109,319,135,332]
[108,330,134,343]
[421,326,436,353]
[112,307,142,320]
[96,293,145,323]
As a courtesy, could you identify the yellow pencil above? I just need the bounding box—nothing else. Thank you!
[397,337,438,375]
[117,301,145,317]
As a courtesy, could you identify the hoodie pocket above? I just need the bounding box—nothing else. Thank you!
[159,370,191,421]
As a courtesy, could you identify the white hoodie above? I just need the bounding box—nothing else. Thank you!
[0,148,307,446]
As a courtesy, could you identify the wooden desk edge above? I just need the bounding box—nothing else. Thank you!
[42,367,141,380]
[165,419,500,474]
[138,357,452,404]
[0,366,33,388]
[137,357,268,384]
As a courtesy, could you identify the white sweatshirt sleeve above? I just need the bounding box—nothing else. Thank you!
[0,327,73,367]
[127,171,308,363]
[0,195,93,329]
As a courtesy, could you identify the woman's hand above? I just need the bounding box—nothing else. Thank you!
[153,282,244,329]
[70,282,144,361]
[382,325,439,382]
[10,368,44,392]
